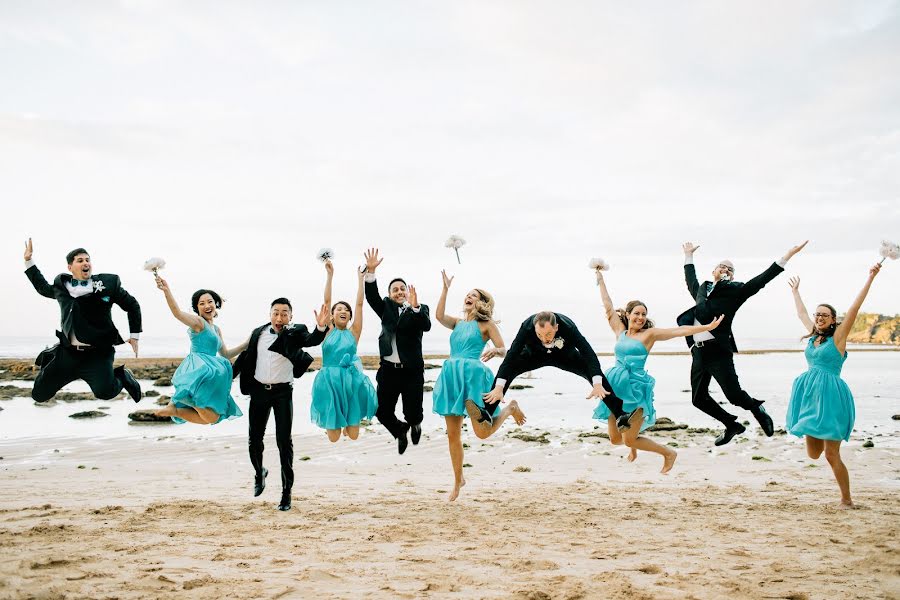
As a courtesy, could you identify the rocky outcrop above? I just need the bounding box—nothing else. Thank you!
[847,313,900,345]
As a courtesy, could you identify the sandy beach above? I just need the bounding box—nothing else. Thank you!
[1,420,898,599]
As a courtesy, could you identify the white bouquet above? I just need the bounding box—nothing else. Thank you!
[445,235,466,264]
[143,257,166,279]
[588,257,609,284]
[879,240,899,264]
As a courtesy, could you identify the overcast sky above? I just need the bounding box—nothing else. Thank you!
[1,1,898,354]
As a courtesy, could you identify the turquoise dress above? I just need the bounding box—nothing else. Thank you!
[171,320,242,424]
[593,332,656,432]
[432,319,498,417]
[785,337,855,442]
[310,328,377,429]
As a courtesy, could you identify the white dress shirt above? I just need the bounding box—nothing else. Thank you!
[253,327,294,385]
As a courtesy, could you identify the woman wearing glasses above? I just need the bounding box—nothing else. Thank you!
[785,263,882,508]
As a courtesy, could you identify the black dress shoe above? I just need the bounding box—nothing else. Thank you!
[616,409,637,432]
[115,366,142,403]
[397,426,409,455]
[410,424,422,445]
[714,422,747,446]
[277,489,291,511]
[254,468,268,497]
[752,405,774,437]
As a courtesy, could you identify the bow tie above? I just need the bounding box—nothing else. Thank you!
[72,279,90,287]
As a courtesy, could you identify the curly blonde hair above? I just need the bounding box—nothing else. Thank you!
[468,288,496,322]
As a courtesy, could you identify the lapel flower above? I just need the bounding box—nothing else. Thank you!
[92,280,106,293]
[553,337,565,350]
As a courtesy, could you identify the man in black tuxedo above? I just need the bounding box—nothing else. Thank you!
[232,299,329,511]
[364,248,432,455]
[677,240,807,446]
[23,239,142,403]
[480,311,629,432]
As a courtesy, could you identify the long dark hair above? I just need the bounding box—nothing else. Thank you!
[617,300,654,330]
[802,303,838,341]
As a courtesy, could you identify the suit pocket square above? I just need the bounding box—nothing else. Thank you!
[101,296,111,302]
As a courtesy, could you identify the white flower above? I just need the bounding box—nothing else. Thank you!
[316,247,335,262]
[553,338,565,350]
[879,240,900,261]
[92,280,105,293]
[444,235,466,250]
[143,257,166,272]
[588,258,610,271]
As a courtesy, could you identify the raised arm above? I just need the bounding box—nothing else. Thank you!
[156,277,205,331]
[217,326,249,360]
[683,242,701,298]
[363,248,386,317]
[833,263,881,351]
[350,267,365,342]
[323,259,334,310]
[435,270,459,330]
[596,271,625,336]
[742,240,808,298]
[788,276,814,332]
[23,238,55,299]
[646,315,724,348]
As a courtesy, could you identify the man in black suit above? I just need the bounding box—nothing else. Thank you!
[232,299,329,511]
[23,239,142,403]
[364,248,432,455]
[677,240,807,446]
[480,311,629,433]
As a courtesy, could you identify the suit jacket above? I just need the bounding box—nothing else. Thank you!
[25,265,141,348]
[494,312,602,392]
[365,279,432,368]
[676,262,784,351]
[232,323,327,395]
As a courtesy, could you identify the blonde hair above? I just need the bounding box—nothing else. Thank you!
[468,288,496,322]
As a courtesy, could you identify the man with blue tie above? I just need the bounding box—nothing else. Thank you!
[676,240,808,446]
[23,238,142,403]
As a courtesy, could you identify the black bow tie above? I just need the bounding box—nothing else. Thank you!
[73,279,89,287]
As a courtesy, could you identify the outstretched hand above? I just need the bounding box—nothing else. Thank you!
[482,386,505,405]
[324,259,334,276]
[357,265,366,283]
[127,338,139,358]
[441,269,454,289]
[408,284,419,308]
[586,383,609,400]
[155,276,170,293]
[481,347,502,362]
[682,242,699,255]
[705,315,725,331]
[364,248,384,273]
[313,303,330,329]
[788,276,801,292]
[868,263,882,280]
[24,238,33,262]
[785,240,809,260]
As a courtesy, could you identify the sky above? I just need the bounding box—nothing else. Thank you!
[1,1,898,354]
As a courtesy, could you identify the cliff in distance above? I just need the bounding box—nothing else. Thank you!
[847,313,900,345]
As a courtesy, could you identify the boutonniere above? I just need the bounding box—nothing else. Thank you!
[92,280,106,293]
[553,337,565,350]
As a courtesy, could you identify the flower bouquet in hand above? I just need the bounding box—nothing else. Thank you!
[588,257,609,284]
[143,257,166,281]
[879,240,899,265]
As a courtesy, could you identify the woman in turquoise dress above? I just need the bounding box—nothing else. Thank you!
[310,260,377,442]
[594,268,723,473]
[153,278,245,424]
[786,263,882,508]
[433,270,523,501]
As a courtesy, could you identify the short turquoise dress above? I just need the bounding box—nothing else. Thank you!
[310,328,377,429]
[432,319,498,417]
[593,332,656,432]
[785,336,855,442]
[171,320,242,424]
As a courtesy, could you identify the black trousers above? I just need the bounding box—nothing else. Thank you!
[32,344,122,402]
[248,385,294,491]
[690,342,761,426]
[374,364,424,439]
[483,356,625,418]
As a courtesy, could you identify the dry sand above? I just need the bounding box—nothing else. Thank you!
[1,423,898,600]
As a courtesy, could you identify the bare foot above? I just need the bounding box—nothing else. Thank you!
[837,501,856,510]
[660,449,677,474]
[627,448,637,462]
[509,400,527,426]
[464,399,492,438]
[155,402,177,417]
[448,478,466,502]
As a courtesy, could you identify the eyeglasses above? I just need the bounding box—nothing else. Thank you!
[813,313,833,319]
[716,264,734,273]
